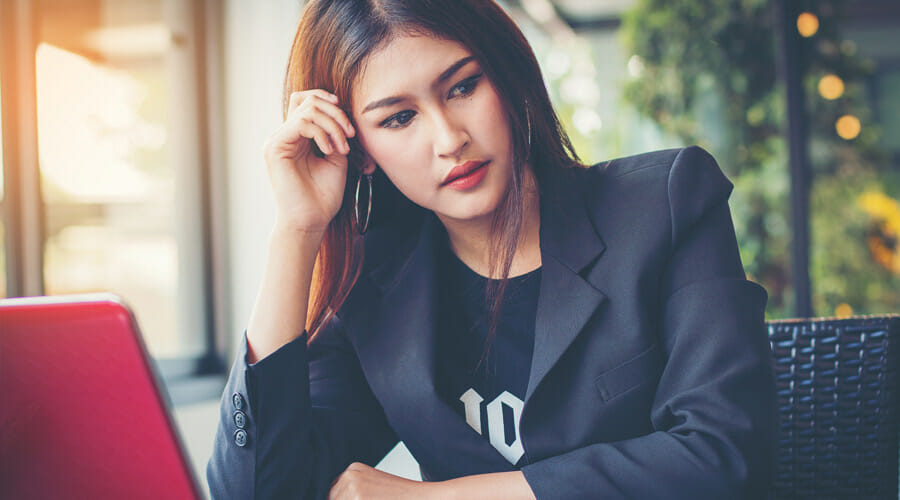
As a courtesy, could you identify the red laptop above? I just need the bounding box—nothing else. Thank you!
[0,293,203,500]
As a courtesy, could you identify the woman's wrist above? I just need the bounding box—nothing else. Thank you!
[429,471,536,500]
[245,222,324,363]
[272,219,328,241]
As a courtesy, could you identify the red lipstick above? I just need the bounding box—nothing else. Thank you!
[442,161,489,190]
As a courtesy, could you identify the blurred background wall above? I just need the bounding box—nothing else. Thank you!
[1,0,899,493]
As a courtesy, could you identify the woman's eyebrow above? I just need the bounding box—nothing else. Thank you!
[362,96,407,114]
[435,55,475,86]
[361,56,476,114]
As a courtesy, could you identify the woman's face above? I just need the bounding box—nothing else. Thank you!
[351,34,515,226]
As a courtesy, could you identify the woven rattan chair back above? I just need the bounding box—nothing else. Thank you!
[767,315,900,499]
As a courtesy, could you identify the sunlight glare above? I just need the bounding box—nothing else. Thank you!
[35,43,167,203]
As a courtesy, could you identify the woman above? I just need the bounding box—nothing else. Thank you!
[207,1,777,499]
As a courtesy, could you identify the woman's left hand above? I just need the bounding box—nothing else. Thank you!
[328,462,440,500]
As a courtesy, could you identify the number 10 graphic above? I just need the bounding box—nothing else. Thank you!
[459,388,525,464]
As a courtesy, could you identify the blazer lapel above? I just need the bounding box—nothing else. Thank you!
[525,170,608,405]
[345,212,515,478]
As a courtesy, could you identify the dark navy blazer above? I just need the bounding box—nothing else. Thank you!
[207,146,777,499]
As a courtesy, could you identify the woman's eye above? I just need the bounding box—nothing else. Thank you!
[380,110,416,129]
[448,73,483,99]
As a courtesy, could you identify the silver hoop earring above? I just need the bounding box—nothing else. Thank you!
[354,173,373,235]
[525,99,532,154]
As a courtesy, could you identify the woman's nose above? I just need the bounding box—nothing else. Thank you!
[433,111,470,159]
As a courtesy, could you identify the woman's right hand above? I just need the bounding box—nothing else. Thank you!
[262,89,357,234]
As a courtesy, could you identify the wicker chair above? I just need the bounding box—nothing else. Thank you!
[767,315,900,499]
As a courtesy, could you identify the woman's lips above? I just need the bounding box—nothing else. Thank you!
[442,161,489,190]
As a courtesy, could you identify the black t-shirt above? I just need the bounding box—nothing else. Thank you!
[435,235,541,467]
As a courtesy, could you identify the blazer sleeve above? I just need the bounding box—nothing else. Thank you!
[206,316,399,500]
[520,146,777,499]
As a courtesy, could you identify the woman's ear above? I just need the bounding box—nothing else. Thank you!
[360,155,377,176]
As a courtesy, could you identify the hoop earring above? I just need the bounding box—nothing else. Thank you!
[524,99,532,154]
[354,173,373,235]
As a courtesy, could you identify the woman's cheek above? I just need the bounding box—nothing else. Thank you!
[396,172,435,205]
[363,127,439,208]
[367,130,415,163]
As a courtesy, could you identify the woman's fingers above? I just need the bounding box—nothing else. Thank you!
[289,89,337,112]
[310,127,333,156]
[290,107,351,155]
[265,108,347,160]
[264,116,333,162]
[289,90,355,138]
[314,99,355,138]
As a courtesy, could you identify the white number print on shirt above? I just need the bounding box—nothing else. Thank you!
[459,388,525,464]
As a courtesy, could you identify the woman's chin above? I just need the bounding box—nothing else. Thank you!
[433,203,501,226]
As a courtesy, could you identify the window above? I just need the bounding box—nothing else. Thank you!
[807,12,900,317]
[507,0,900,318]
[1,0,224,397]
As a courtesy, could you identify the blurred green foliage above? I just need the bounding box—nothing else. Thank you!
[620,0,900,318]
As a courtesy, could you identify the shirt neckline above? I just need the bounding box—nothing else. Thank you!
[446,247,542,284]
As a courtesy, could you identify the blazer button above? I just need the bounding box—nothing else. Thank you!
[233,410,247,429]
[232,393,245,410]
[234,429,248,447]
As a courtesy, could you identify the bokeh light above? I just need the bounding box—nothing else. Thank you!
[818,74,845,100]
[836,114,861,140]
[834,303,854,317]
[797,12,819,37]
[627,55,645,78]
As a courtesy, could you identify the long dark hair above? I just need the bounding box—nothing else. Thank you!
[285,0,581,351]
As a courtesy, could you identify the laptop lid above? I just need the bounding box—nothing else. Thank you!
[0,293,203,500]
